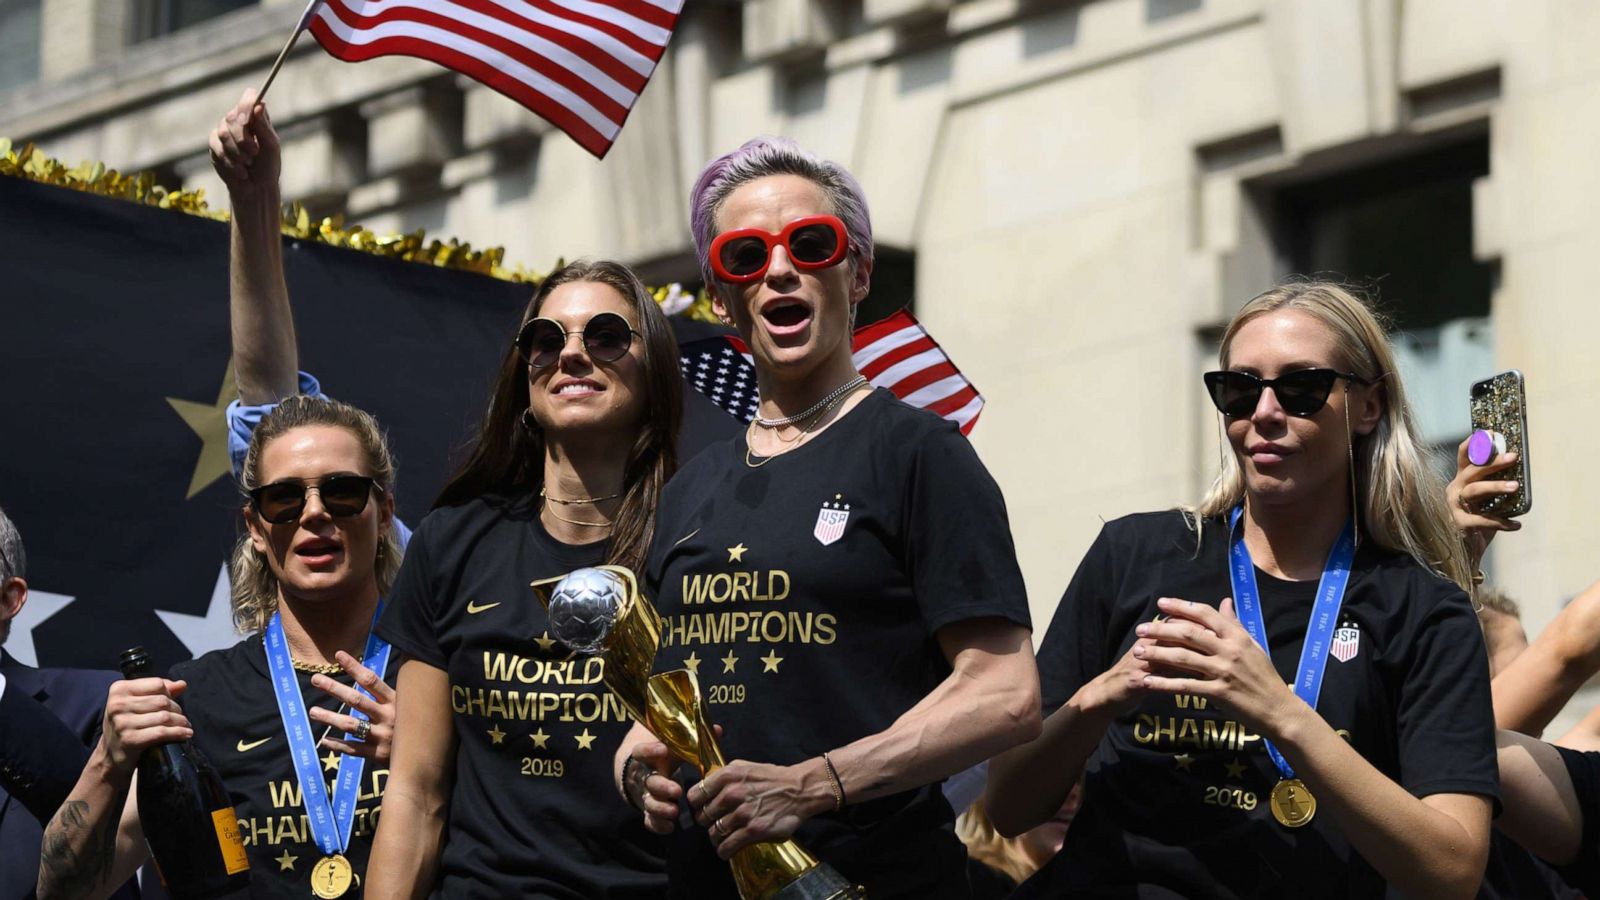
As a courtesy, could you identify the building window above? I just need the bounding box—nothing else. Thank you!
[0,0,42,92]
[1270,138,1493,472]
[131,0,256,42]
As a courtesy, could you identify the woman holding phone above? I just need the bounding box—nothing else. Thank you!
[988,282,1497,898]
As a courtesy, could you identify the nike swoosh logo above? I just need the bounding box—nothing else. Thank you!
[237,737,272,752]
[674,528,700,547]
[466,601,501,614]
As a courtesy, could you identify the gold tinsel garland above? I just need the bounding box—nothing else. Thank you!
[0,137,719,321]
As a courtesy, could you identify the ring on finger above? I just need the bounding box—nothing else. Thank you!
[353,719,372,741]
[714,817,727,838]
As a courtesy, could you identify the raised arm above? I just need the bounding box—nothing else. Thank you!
[1493,578,1600,736]
[687,618,1041,858]
[37,677,187,900]
[364,659,455,899]
[209,89,297,404]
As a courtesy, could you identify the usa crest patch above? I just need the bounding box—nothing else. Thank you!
[1330,625,1360,663]
[814,496,850,546]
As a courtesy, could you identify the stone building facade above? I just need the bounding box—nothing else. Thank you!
[4,0,1598,721]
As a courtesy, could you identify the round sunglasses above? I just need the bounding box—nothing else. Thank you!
[515,312,638,369]
[1203,368,1369,418]
[709,215,848,284]
[248,475,380,525]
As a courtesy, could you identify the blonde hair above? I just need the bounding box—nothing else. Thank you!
[1189,281,1473,591]
[956,801,1040,885]
[231,395,403,634]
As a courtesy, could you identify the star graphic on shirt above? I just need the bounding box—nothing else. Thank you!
[165,361,238,499]
[575,729,597,750]
[761,650,783,673]
[684,652,701,674]
[322,751,342,772]
[535,632,557,652]
[275,849,298,871]
[1173,753,1194,771]
[721,650,739,673]
[487,725,506,745]
[1224,758,1247,780]
[727,543,747,563]
[530,728,550,749]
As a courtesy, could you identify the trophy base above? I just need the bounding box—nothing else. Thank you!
[765,863,866,900]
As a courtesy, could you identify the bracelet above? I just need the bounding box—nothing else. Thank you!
[1472,570,1486,586]
[622,756,648,812]
[821,752,846,811]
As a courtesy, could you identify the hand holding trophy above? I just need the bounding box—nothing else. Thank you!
[533,566,865,900]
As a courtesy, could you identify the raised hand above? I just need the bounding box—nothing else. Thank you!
[208,88,281,196]
[309,651,395,763]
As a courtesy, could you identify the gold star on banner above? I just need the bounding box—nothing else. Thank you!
[684,652,701,674]
[721,650,739,673]
[275,849,298,871]
[165,362,238,499]
[487,725,506,745]
[535,632,556,652]
[1173,753,1194,771]
[727,543,748,563]
[761,650,783,673]
[575,728,596,750]
[530,728,550,749]
[322,751,341,771]
[1224,758,1247,780]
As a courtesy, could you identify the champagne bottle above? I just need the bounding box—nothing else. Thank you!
[119,647,251,899]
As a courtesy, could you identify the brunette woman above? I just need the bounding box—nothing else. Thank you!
[364,260,680,898]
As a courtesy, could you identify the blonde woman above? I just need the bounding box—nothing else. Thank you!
[40,396,403,898]
[988,282,1496,898]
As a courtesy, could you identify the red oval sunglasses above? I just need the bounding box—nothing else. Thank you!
[708,215,849,284]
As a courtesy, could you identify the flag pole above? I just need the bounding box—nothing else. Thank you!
[256,0,324,103]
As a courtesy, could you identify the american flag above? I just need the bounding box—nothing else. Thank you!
[306,0,683,158]
[677,309,986,435]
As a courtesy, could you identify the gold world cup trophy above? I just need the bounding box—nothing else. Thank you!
[532,566,865,900]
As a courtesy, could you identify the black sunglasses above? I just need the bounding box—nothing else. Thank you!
[1203,368,1368,418]
[515,312,637,369]
[248,475,380,525]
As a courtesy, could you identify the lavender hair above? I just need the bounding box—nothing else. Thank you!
[689,137,874,290]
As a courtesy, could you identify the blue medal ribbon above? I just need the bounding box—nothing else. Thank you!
[264,606,392,855]
[1226,506,1355,783]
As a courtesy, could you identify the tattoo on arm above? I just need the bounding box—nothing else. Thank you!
[37,790,129,900]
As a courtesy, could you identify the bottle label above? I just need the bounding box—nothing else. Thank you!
[212,807,251,875]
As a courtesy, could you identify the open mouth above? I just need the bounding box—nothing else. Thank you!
[760,298,813,335]
[554,379,604,397]
[294,538,342,565]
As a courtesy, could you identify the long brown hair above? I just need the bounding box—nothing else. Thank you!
[435,259,681,574]
[233,395,403,634]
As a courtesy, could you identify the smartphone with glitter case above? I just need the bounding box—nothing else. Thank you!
[1469,370,1532,517]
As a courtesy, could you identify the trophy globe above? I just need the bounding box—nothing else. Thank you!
[546,567,628,654]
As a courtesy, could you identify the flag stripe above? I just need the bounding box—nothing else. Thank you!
[860,338,937,383]
[323,0,643,105]
[858,335,936,381]
[310,0,680,158]
[876,354,957,397]
[899,373,973,411]
[945,394,985,434]
[852,319,926,368]
[309,17,616,154]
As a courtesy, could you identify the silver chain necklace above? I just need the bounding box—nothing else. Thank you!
[754,375,869,428]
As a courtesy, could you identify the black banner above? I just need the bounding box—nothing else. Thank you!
[0,175,733,671]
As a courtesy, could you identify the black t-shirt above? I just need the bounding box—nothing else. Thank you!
[169,635,392,899]
[1018,511,1499,899]
[644,389,1032,899]
[375,493,666,899]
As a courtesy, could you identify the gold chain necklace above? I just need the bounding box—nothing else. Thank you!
[744,384,863,468]
[291,657,353,675]
[539,486,622,505]
[543,498,613,528]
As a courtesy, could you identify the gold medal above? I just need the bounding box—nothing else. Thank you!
[310,853,353,899]
[1269,778,1316,828]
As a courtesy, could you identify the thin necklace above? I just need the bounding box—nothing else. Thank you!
[543,497,613,528]
[539,486,622,505]
[745,382,863,468]
[754,375,868,428]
